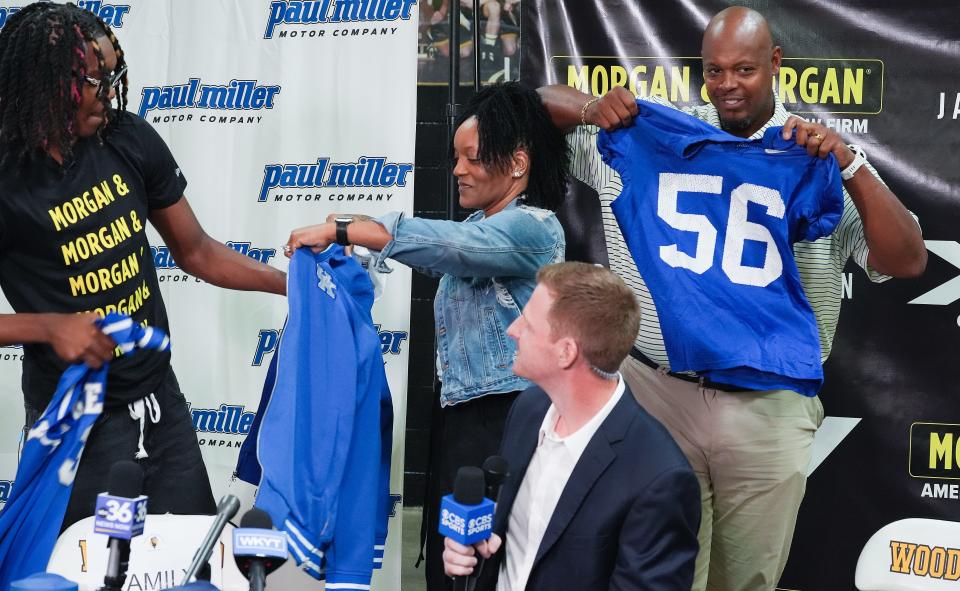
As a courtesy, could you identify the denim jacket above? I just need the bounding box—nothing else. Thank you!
[374,199,565,406]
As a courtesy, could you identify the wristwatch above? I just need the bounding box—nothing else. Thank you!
[334,216,353,246]
[841,145,867,181]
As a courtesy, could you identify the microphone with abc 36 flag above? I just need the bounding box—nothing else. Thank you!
[233,508,288,591]
[438,466,495,591]
[95,460,147,591]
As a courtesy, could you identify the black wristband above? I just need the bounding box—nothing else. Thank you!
[335,218,352,246]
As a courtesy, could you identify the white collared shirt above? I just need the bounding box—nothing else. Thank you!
[497,376,625,591]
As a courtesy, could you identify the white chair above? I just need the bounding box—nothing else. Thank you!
[855,518,960,590]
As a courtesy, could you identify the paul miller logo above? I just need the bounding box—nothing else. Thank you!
[253,324,407,365]
[1,2,130,29]
[190,403,255,449]
[264,0,417,39]
[152,242,277,270]
[191,404,255,435]
[259,156,412,203]
[138,78,281,121]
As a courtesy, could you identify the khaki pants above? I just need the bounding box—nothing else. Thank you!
[621,357,823,591]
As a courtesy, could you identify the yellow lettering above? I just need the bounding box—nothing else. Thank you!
[629,65,645,96]
[671,66,690,102]
[49,207,70,232]
[112,263,124,284]
[930,547,947,579]
[128,250,140,277]
[890,541,917,574]
[568,65,590,93]
[47,178,121,231]
[82,191,97,213]
[930,433,953,470]
[97,268,114,290]
[843,68,864,105]
[61,201,78,226]
[799,67,819,103]
[915,545,931,577]
[820,68,840,104]
[69,275,86,296]
[61,242,79,266]
[92,180,115,208]
[67,251,141,295]
[648,66,668,100]
[97,226,114,250]
[113,174,129,196]
[591,66,609,97]
[610,65,627,89]
[778,67,798,104]
[113,216,131,242]
[946,549,960,581]
[130,211,142,233]
[70,196,90,219]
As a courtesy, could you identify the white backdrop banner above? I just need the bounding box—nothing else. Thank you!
[0,1,418,589]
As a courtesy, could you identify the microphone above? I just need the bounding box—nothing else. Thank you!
[470,456,509,589]
[438,467,494,591]
[481,455,509,503]
[180,494,241,585]
[96,461,147,591]
[233,508,288,591]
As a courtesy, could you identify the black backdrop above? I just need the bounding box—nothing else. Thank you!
[520,1,960,589]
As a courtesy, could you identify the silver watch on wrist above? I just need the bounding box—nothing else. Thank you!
[841,144,867,181]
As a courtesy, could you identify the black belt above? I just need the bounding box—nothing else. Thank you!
[629,347,752,393]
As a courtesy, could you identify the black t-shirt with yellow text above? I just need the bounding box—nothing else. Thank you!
[0,113,186,410]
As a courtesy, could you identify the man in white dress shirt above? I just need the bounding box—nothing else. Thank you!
[442,262,700,590]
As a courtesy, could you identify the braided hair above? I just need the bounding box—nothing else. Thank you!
[455,82,570,211]
[0,2,129,167]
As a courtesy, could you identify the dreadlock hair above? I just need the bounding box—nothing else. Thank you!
[455,81,570,211]
[0,1,129,167]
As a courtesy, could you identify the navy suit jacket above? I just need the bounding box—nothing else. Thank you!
[477,384,700,591]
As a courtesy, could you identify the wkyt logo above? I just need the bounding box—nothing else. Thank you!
[190,403,255,449]
[138,79,281,125]
[264,0,417,39]
[0,2,129,29]
[259,156,412,203]
[252,324,407,366]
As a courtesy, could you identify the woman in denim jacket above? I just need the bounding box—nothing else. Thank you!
[285,82,569,590]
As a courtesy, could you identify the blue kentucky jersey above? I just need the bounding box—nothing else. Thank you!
[598,100,843,396]
[252,246,393,589]
[0,315,169,588]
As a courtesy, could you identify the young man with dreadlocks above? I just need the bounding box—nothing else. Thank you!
[0,2,286,529]
[286,81,570,590]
